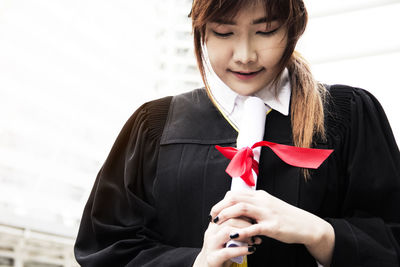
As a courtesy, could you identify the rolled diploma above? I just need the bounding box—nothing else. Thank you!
[227,96,269,264]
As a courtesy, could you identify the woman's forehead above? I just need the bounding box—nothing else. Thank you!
[206,0,283,23]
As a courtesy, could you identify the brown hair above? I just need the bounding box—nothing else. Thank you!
[189,0,326,153]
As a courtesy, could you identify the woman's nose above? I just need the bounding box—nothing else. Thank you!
[233,39,257,65]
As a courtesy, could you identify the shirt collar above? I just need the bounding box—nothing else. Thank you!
[254,68,291,116]
[205,63,238,115]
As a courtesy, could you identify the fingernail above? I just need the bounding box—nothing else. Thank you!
[208,214,212,222]
[248,246,256,253]
[251,236,256,244]
[213,216,219,223]
[229,233,239,239]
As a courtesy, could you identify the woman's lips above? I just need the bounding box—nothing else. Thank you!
[229,68,264,80]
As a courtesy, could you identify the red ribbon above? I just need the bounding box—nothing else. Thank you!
[215,141,333,187]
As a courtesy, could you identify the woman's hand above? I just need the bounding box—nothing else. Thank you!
[209,190,335,266]
[193,217,261,267]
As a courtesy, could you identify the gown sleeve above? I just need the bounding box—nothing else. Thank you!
[74,96,201,267]
[327,86,400,266]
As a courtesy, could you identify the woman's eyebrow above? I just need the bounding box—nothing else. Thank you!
[212,16,276,25]
[252,17,277,24]
[212,18,236,25]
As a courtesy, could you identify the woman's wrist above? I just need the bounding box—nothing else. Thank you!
[304,218,335,266]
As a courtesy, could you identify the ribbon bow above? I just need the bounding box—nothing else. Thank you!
[215,141,333,187]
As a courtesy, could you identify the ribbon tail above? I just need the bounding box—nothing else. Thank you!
[253,141,333,169]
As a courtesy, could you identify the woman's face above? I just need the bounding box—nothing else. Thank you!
[205,2,287,96]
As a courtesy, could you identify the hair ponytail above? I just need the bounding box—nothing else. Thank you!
[288,52,326,149]
[288,52,327,178]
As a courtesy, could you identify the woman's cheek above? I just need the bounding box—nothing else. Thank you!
[258,45,286,68]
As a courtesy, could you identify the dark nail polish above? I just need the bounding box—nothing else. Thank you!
[208,214,212,222]
[248,246,256,253]
[213,216,219,223]
[230,233,239,239]
[251,236,256,244]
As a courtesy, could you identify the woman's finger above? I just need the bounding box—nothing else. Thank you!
[214,217,261,245]
[213,245,257,263]
[198,218,259,267]
[205,217,254,249]
[204,223,233,249]
[230,223,283,243]
[210,190,271,221]
[228,232,263,246]
[214,202,265,225]
[223,217,253,228]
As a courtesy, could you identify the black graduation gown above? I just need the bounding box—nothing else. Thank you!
[74,85,400,266]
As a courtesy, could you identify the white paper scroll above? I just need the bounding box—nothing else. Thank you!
[227,96,269,264]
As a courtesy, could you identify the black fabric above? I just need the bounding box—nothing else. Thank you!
[74,85,400,267]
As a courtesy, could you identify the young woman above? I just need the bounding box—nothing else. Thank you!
[74,0,400,266]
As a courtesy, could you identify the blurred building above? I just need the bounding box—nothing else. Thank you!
[0,225,77,267]
[153,0,203,95]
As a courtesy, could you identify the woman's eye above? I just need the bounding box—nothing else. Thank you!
[257,28,279,36]
[212,30,233,38]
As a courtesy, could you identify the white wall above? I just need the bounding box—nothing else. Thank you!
[300,0,400,140]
